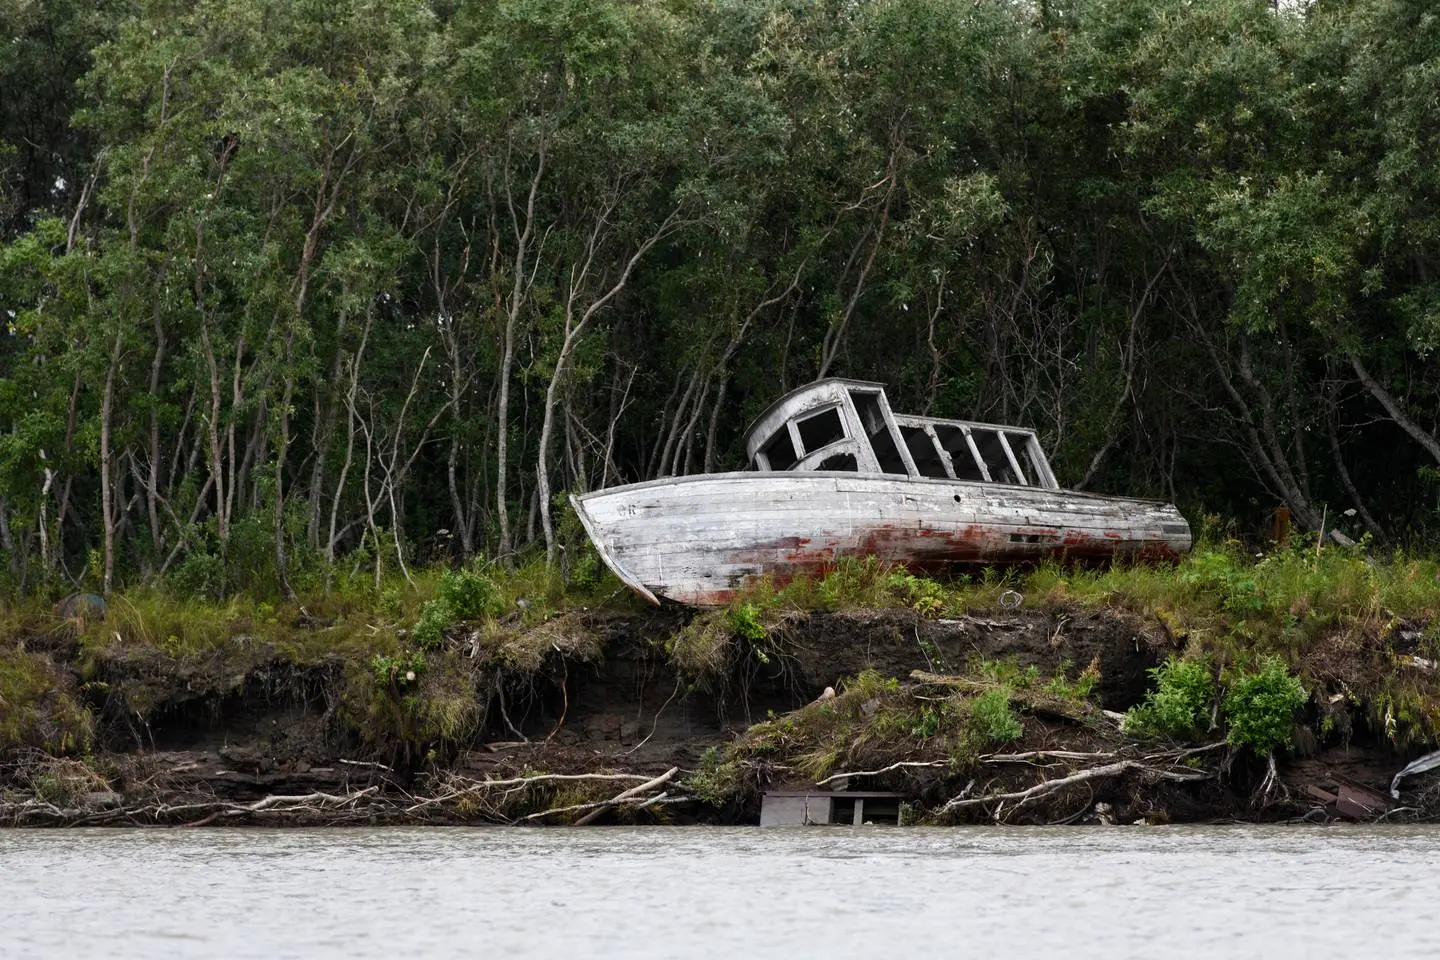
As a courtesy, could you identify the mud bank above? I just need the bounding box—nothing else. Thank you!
[2,605,1436,826]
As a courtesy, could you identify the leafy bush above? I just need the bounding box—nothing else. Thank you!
[726,601,767,642]
[412,568,502,648]
[886,571,945,616]
[372,650,426,689]
[1125,657,1215,740]
[1045,657,1101,702]
[412,599,453,649]
[1179,549,1262,612]
[970,688,1023,744]
[687,745,743,806]
[1224,659,1307,754]
[167,549,225,600]
[438,568,501,621]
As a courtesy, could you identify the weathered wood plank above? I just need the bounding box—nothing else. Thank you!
[573,472,1190,606]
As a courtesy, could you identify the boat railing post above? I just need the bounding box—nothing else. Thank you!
[961,427,993,483]
[874,391,920,478]
[1027,434,1059,489]
[996,431,1029,486]
[922,422,957,479]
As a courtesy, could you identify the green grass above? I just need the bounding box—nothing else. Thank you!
[0,557,631,764]
[0,648,93,754]
[7,537,1440,761]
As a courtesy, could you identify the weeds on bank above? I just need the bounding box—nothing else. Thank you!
[704,666,1047,794]
[0,552,626,761]
[1124,654,1309,755]
[0,651,93,754]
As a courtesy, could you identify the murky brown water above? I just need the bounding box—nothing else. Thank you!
[2,825,1436,958]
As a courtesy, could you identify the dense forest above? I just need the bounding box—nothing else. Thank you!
[2,0,1439,598]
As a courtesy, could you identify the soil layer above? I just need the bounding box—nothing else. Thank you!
[1,605,1435,826]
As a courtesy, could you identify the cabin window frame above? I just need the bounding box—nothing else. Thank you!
[793,403,849,457]
[846,387,917,477]
[745,380,1059,488]
[755,423,802,471]
[902,419,1058,490]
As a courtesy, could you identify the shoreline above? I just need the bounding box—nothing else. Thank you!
[5,591,1437,828]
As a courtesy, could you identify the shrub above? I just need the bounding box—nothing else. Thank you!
[886,571,945,617]
[1224,659,1307,754]
[970,688,1023,744]
[1179,549,1262,612]
[167,549,225,599]
[413,599,453,649]
[372,650,426,689]
[1045,657,1101,703]
[412,568,502,649]
[1125,657,1215,740]
[687,746,743,806]
[438,568,501,621]
[726,601,767,643]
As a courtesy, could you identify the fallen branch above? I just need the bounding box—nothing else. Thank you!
[814,760,949,786]
[406,772,656,813]
[518,794,691,829]
[183,787,380,827]
[523,793,689,823]
[574,766,678,825]
[939,760,1211,819]
[981,750,1117,765]
[910,670,991,691]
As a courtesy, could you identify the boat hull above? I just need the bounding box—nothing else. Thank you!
[572,472,1191,607]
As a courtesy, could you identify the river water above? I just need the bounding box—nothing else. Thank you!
[2,825,1435,958]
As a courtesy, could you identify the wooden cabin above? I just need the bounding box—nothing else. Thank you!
[745,378,1059,489]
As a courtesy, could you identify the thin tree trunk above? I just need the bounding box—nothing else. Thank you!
[100,330,124,595]
[0,495,17,578]
[818,155,899,378]
[307,297,351,550]
[537,206,682,563]
[145,299,168,559]
[496,144,547,566]
[1325,378,1387,543]
[328,311,373,562]
[1349,352,1440,464]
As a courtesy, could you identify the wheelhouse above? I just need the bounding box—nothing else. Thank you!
[743,379,1058,489]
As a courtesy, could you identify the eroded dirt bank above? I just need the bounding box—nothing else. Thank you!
[2,605,1436,826]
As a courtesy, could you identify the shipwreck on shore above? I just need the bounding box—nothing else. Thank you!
[573,378,1193,606]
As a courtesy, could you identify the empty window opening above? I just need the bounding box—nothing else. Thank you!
[850,391,907,475]
[829,798,856,825]
[817,452,858,471]
[760,429,798,471]
[797,407,845,454]
[934,425,986,481]
[859,798,901,826]
[971,430,1019,484]
[901,426,949,479]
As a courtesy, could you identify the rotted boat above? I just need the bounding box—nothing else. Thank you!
[571,378,1191,606]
